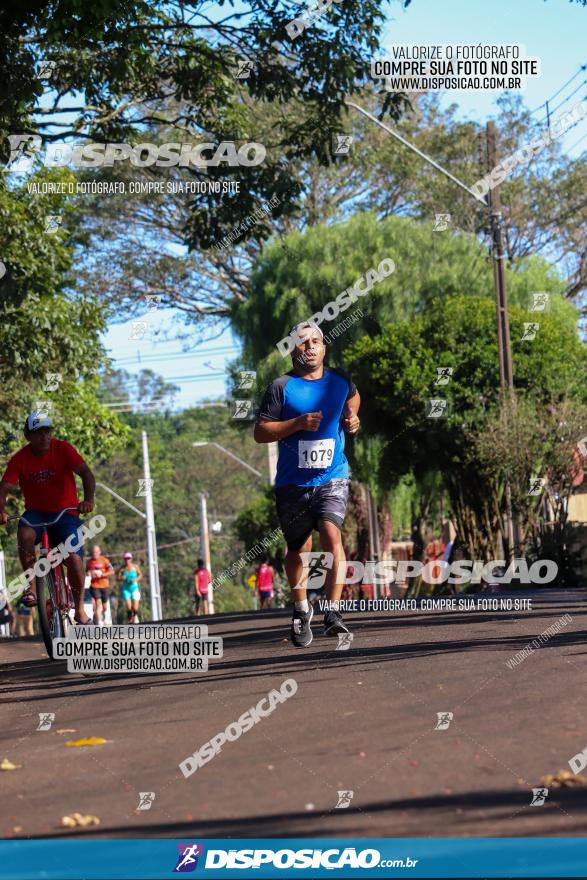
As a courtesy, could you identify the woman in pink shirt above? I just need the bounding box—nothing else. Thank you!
[256,556,274,610]
[194,558,210,616]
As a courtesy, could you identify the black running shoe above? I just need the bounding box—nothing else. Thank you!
[323,609,350,637]
[290,604,314,648]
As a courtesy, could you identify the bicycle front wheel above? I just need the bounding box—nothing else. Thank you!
[36,570,64,660]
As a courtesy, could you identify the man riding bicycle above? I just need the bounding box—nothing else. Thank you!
[0,411,96,625]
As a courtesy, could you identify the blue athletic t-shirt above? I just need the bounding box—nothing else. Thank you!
[258,368,357,488]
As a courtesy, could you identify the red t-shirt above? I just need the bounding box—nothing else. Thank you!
[196,567,210,595]
[2,438,84,512]
[257,563,274,593]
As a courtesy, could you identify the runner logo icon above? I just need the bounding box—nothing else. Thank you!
[174,843,204,872]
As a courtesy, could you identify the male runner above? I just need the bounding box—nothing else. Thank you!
[0,412,96,624]
[86,544,114,625]
[254,322,360,647]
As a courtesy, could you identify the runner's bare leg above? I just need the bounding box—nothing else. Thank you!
[319,520,345,603]
[284,534,312,602]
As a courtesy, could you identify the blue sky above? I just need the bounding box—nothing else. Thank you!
[104,0,587,410]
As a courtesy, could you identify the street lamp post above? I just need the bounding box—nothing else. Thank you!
[192,441,268,614]
[141,431,162,620]
[192,441,266,480]
[94,430,162,621]
[199,492,214,613]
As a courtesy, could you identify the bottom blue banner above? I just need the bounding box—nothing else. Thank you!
[0,837,584,879]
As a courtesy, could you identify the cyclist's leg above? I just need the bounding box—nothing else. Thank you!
[63,554,91,623]
[48,513,89,622]
[16,524,39,602]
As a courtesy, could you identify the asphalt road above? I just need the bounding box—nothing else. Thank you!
[1,589,586,840]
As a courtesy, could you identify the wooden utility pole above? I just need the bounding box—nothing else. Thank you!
[486,121,514,392]
[486,121,517,558]
[343,102,521,561]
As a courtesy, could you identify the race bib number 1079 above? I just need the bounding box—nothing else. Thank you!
[298,438,335,469]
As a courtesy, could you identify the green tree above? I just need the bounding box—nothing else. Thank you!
[87,398,271,618]
[66,91,587,338]
[0,173,129,463]
[0,0,407,248]
[233,211,568,377]
[344,293,587,560]
[472,396,587,581]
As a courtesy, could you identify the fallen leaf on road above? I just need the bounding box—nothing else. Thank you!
[56,729,76,734]
[1,758,22,771]
[540,770,586,788]
[61,813,100,828]
[64,737,107,747]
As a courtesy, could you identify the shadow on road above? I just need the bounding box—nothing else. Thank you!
[30,783,587,839]
[1,608,585,704]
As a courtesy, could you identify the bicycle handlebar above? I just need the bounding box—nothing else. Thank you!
[4,506,81,527]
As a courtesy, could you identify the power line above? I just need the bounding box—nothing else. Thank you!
[102,373,228,400]
[547,79,587,118]
[567,131,587,154]
[1,535,200,561]
[113,344,240,366]
[103,400,227,412]
[531,64,586,115]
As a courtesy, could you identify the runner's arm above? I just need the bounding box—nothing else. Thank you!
[343,391,361,434]
[74,463,96,513]
[135,565,143,582]
[255,378,323,441]
[254,413,321,442]
[254,417,300,442]
[346,390,361,415]
[0,480,13,524]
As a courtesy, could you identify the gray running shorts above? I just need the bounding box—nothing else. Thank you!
[275,478,350,551]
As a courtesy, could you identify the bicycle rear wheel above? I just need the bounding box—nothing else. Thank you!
[36,570,64,660]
